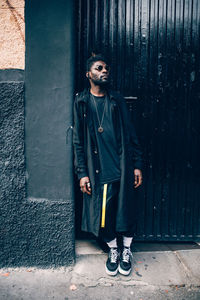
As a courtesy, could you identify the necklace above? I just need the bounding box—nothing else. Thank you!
[91,94,106,133]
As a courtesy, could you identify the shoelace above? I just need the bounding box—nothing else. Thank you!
[122,248,132,263]
[110,248,119,263]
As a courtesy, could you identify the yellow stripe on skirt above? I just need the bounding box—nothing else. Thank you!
[101,183,108,228]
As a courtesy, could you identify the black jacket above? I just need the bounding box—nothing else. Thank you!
[73,88,143,236]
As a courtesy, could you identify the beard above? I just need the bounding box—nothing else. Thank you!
[91,75,110,87]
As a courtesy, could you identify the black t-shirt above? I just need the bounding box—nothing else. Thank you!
[89,94,121,184]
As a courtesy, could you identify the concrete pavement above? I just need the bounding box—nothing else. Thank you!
[1,241,200,299]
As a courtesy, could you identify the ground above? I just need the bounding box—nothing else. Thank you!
[1,241,200,300]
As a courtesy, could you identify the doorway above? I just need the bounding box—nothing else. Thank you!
[74,0,200,241]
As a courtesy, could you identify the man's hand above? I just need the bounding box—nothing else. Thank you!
[80,176,92,195]
[134,169,142,188]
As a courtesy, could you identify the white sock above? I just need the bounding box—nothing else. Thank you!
[123,236,133,248]
[107,238,117,248]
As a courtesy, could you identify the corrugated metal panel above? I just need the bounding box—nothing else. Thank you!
[75,0,200,241]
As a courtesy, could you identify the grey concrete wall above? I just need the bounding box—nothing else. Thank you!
[0,77,75,267]
[0,0,75,267]
[0,81,26,266]
[24,0,75,265]
[25,0,75,202]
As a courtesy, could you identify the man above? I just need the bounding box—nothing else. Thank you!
[73,54,142,276]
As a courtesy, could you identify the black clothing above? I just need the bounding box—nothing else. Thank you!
[99,181,120,242]
[89,94,121,183]
[73,88,143,237]
[98,181,135,242]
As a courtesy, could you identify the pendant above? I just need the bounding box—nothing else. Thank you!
[98,126,104,133]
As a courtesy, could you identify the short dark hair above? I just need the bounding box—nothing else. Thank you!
[86,54,109,72]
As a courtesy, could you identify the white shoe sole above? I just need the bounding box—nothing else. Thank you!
[105,266,118,276]
[118,265,131,276]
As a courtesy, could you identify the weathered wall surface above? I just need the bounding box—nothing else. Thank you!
[0,0,25,69]
[0,0,26,266]
[0,81,26,265]
[25,0,75,266]
[0,0,75,267]
[0,81,74,267]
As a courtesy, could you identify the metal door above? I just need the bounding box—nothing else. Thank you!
[75,0,200,241]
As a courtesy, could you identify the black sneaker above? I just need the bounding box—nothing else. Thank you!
[119,247,132,275]
[105,247,119,276]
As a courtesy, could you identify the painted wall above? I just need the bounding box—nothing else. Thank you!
[0,0,75,266]
[0,0,26,266]
[24,0,75,266]
[0,81,26,266]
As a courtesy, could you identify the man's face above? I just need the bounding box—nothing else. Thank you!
[87,61,110,86]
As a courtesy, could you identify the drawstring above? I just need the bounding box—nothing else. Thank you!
[101,183,108,228]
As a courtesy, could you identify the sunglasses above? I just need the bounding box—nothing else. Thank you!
[94,65,110,72]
